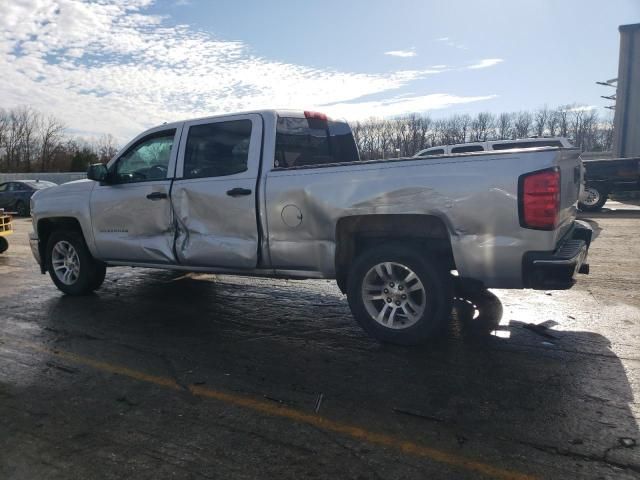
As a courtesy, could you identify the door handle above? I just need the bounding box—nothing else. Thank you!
[146,192,168,200]
[226,187,252,197]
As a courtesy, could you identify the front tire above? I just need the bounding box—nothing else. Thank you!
[579,185,608,212]
[46,230,106,295]
[347,243,453,345]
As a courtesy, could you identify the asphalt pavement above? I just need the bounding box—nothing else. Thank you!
[1,203,639,479]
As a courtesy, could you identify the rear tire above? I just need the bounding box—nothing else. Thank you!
[0,237,8,254]
[46,230,106,295]
[347,243,453,345]
[579,185,608,212]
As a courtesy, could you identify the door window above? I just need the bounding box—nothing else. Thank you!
[183,120,252,179]
[451,145,484,153]
[492,141,563,150]
[113,130,176,183]
[422,148,445,155]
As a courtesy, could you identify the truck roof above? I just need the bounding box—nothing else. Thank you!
[149,109,328,132]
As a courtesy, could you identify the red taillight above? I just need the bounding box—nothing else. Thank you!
[304,110,328,121]
[519,169,560,230]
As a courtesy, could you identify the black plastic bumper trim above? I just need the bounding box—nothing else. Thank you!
[522,221,593,290]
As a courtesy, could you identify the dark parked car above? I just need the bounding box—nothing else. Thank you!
[0,180,57,216]
[579,157,640,211]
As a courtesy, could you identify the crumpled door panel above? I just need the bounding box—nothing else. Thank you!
[172,177,258,269]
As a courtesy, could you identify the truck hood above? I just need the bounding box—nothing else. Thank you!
[31,179,95,214]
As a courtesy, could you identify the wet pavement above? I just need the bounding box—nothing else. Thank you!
[1,203,639,479]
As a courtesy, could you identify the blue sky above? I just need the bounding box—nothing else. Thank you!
[1,0,638,140]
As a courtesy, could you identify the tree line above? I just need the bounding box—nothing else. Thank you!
[0,106,119,173]
[351,105,614,160]
[0,104,615,172]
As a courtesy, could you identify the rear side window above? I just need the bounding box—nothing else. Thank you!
[492,141,563,150]
[184,120,252,178]
[451,145,484,153]
[422,148,444,155]
[275,117,360,168]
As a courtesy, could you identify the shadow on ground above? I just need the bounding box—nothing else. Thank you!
[18,270,635,473]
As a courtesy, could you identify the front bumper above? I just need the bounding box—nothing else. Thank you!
[523,220,592,290]
[29,232,41,267]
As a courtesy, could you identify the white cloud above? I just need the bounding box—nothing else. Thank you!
[384,49,416,58]
[467,58,504,69]
[434,37,468,50]
[0,0,496,140]
[324,93,498,120]
[564,105,597,112]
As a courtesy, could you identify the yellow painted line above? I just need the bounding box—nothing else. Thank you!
[8,338,536,480]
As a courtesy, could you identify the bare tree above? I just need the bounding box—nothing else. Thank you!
[0,104,616,168]
[534,106,550,137]
[470,112,495,141]
[496,112,513,139]
[555,106,570,138]
[40,115,66,171]
[513,111,532,139]
[96,133,119,163]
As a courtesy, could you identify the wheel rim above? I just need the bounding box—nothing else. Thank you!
[582,187,601,207]
[361,262,427,330]
[51,240,80,285]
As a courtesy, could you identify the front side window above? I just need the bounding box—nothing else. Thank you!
[183,120,252,179]
[113,130,176,183]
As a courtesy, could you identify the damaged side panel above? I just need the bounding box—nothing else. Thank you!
[91,182,176,263]
[171,178,259,268]
[90,126,183,264]
[264,150,574,287]
[171,113,263,269]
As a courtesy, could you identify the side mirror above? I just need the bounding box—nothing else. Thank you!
[87,163,108,183]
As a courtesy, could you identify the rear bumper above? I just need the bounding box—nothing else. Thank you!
[522,220,592,290]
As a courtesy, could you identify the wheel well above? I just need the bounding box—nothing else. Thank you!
[335,215,455,293]
[37,217,84,272]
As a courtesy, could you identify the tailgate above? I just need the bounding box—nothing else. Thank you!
[555,148,582,237]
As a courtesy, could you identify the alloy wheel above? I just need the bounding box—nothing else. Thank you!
[361,261,427,329]
[51,240,81,285]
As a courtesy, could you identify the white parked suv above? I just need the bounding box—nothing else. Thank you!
[414,137,574,157]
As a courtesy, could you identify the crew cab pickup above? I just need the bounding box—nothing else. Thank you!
[29,110,591,345]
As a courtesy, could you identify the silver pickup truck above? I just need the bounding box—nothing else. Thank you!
[29,110,591,344]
